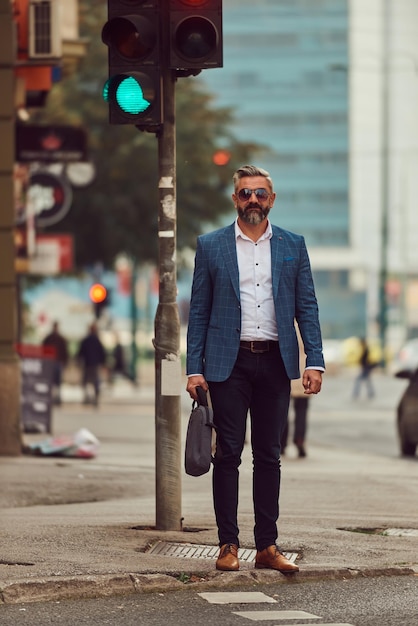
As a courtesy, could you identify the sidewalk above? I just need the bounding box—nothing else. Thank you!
[1,366,417,604]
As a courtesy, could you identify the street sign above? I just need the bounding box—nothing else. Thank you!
[66,161,96,187]
[16,344,55,434]
[27,171,73,227]
[16,125,88,163]
[29,234,74,275]
[15,233,74,275]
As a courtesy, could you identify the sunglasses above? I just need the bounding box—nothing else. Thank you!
[237,188,270,202]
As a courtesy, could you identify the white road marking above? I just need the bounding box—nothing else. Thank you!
[198,591,276,604]
[232,609,320,621]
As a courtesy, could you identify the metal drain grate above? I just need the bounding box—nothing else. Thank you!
[147,541,298,563]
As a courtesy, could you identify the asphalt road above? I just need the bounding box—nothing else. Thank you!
[301,370,410,458]
[1,575,417,626]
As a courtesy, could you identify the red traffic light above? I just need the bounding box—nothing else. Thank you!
[169,0,223,71]
[212,149,231,166]
[102,16,157,62]
[89,284,107,304]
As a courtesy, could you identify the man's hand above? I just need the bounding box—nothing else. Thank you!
[186,375,208,400]
[302,369,323,395]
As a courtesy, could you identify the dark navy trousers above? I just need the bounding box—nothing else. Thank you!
[208,343,290,551]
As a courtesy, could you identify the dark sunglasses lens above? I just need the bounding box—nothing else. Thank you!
[238,189,252,201]
[238,188,269,201]
[255,189,269,200]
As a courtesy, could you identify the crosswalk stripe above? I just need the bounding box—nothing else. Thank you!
[198,592,276,604]
[232,610,320,621]
[198,592,355,625]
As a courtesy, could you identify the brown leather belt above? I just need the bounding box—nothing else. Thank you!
[239,340,278,353]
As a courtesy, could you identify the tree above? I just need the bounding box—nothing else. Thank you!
[34,0,265,269]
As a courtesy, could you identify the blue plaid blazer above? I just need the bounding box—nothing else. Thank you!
[186,222,324,382]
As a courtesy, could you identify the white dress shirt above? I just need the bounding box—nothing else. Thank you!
[235,219,278,341]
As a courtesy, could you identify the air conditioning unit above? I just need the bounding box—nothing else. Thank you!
[28,0,62,59]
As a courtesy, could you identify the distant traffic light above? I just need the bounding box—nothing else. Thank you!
[212,149,231,166]
[169,0,223,71]
[102,0,163,127]
[89,283,110,319]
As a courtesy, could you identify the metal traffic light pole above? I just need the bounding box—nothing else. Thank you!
[154,0,182,531]
[102,0,222,530]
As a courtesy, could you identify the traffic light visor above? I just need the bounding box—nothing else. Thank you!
[90,284,107,303]
[174,16,218,61]
[102,16,156,60]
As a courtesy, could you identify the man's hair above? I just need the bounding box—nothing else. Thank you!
[233,165,273,191]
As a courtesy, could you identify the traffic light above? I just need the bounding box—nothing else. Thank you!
[89,283,111,319]
[212,148,231,166]
[102,0,162,127]
[169,0,223,71]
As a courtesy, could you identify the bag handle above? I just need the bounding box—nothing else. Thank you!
[196,385,208,407]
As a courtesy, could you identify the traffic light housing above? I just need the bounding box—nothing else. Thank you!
[102,0,163,127]
[89,284,111,319]
[169,0,223,71]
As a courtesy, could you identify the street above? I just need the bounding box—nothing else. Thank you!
[1,575,417,626]
[302,369,410,458]
[1,366,417,621]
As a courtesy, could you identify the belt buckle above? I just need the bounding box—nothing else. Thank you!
[251,341,267,353]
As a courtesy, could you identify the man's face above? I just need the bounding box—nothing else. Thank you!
[232,176,276,225]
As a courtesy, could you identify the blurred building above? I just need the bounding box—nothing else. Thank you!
[13,0,87,110]
[202,0,418,346]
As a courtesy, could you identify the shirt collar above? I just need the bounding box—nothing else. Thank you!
[235,218,272,243]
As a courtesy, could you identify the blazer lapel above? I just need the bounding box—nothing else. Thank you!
[271,226,284,299]
[222,224,240,302]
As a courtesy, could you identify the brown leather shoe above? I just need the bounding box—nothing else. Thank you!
[216,543,239,571]
[255,545,299,572]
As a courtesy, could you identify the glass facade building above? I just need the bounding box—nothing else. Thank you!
[201,0,365,338]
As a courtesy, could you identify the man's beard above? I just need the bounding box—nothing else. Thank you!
[238,204,270,225]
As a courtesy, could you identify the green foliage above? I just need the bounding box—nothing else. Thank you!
[33,0,265,269]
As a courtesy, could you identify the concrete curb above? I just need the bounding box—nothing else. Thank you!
[1,566,415,605]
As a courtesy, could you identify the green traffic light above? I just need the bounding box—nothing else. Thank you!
[116,76,151,114]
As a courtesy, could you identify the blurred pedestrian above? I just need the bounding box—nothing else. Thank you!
[42,321,69,405]
[110,335,135,384]
[77,323,106,406]
[281,325,310,458]
[352,337,375,399]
